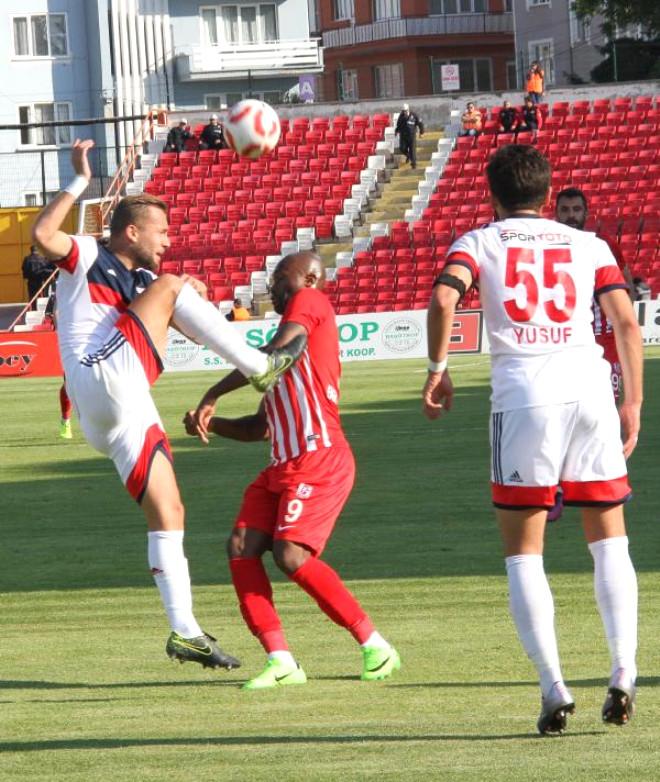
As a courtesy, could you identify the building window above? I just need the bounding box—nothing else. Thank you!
[25,191,58,207]
[12,14,68,57]
[528,39,555,84]
[334,0,354,21]
[202,5,278,45]
[18,102,72,147]
[527,0,551,7]
[569,6,591,44]
[339,69,358,101]
[429,0,487,13]
[374,0,401,20]
[506,60,517,89]
[374,63,404,97]
[434,58,492,91]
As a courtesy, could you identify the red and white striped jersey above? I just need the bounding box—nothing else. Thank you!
[265,287,347,465]
[592,233,626,343]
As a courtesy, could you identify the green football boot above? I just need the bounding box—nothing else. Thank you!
[361,645,401,681]
[242,658,307,691]
[249,349,295,393]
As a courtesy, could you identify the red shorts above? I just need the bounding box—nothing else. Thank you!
[599,339,622,402]
[234,445,355,556]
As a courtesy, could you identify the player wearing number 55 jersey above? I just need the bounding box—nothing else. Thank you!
[423,145,643,735]
[185,252,399,690]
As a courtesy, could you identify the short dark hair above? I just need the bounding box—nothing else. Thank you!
[486,144,551,211]
[555,187,588,210]
[110,194,168,236]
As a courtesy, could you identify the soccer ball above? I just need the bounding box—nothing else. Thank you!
[224,99,281,160]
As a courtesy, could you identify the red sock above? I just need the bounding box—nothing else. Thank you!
[289,557,374,644]
[229,557,288,653]
[59,383,72,420]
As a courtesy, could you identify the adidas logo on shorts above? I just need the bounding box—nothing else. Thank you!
[507,470,524,483]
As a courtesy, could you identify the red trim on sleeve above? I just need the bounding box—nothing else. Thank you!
[491,483,557,508]
[88,282,127,310]
[445,252,478,281]
[125,423,172,502]
[55,238,79,274]
[115,311,163,386]
[562,475,631,505]
[595,265,625,293]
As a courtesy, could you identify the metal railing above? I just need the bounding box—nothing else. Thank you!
[322,13,513,48]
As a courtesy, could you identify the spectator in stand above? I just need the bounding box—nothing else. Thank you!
[459,102,483,137]
[199,114,226,151]
[633,277,651,301]
[498,100,518,134]
[517,96,543,134]
[164,119,191,153]
[395,103,424,169]
[526,61,545,104]
[22,245,56,307]
[226,298,251,322]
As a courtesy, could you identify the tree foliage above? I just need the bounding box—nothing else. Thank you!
[575,0,660,37]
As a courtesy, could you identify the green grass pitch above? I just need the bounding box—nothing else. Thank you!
[1,350,659,781]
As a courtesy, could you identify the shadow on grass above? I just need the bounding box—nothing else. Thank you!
[4,676,658,692]
[387,675,660,690]
[0,731,606,753]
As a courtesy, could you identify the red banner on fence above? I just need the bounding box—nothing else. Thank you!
[0,331,62,378]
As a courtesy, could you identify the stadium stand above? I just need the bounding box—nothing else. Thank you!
[136,113,394,312]
[321,95,660,314]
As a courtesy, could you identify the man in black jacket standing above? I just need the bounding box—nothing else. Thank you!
[22,245,56,306]
[395,103,424,169]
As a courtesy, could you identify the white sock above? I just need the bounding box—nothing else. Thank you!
[148,530,203,639]
[361,631,390,649]
[172,283,268,378]
[589,536,638,681]
[268,650,296,667]
[505,554,564,697]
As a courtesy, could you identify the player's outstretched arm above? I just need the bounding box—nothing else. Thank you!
[32,139,94,259]
[183,401,268,443]
[422,263,472,420]
[599,288,643,458]
[189,322,308,443]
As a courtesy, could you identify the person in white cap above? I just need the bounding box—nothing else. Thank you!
[164,118,192,152]
[200,113,227,151]
[395,103,424,168]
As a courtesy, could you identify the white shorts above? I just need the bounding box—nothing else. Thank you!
[67,311,170,502]
[489,394,630,509]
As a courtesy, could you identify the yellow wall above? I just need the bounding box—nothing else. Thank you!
[0,207,78,304]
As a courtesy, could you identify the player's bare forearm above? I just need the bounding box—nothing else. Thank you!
[427,261,471,362]
[208,414,268,442]
[32,139,94,259]
[32,191,77,259]
[202,369,250,402]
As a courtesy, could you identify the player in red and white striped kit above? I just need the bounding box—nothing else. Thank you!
[423,146,643,735]
[555,187,633,402]
[186,252,400,689]
[549,188,634,522]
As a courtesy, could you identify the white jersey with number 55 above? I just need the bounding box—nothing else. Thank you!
[447,216,627,412]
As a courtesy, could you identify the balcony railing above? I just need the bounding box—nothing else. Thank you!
[322,13,512,48]
[176,39,324,80]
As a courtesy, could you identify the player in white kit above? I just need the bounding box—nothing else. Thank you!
[422,145,643,734]
[32,140,296,670]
